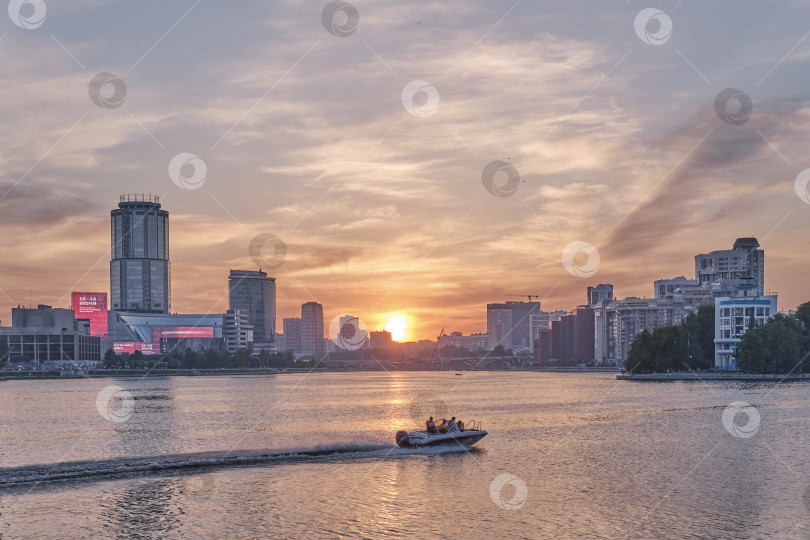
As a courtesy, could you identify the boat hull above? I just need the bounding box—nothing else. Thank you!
[396,430,487,449]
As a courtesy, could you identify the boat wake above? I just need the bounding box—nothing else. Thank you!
[0,443,473,492]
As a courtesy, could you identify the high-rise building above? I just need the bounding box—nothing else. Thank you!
[336,314,367,349]
[486,303,513,350]
[714,292,778,370]
[594,297,685,365]
[505,301,541,352]
[486,301,540,352]
[110,195,170,313]
[587,284,614,308]
[224,309,253,353]
[282,317,302,352]
[575,307,595,364]
[654,277,697,298]
[695,237,765,295]
[228,270,276,346]
[533,328,552,364]
[369,330,392,349]
[301,302,324,358]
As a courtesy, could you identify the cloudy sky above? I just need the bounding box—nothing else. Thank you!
[1,0,809,341]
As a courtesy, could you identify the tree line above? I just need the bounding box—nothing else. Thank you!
[625,305,716,373]
[103,347,317,370]
[737,303,810,374]
[626,302,810,374]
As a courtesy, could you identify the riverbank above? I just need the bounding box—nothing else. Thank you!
[0,366,621,380]
[617,372,810,382]
[0,368,315,380]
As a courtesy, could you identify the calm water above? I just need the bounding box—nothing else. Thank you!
[1,372,810,539]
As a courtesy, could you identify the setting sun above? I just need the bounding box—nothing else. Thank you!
[383,314,410,342]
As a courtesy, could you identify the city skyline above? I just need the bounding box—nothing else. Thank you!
[1,2,810,342]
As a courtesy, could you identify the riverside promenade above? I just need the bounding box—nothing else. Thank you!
[618,372,810,382]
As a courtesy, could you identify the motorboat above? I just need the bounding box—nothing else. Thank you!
[395,420,487,449]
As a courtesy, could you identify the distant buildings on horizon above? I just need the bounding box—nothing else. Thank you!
[524,237,776,371]
[0,196,787,372]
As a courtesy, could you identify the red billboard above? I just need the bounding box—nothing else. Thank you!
[72,292,108,337]
[113,342,161,355]
[152,327,215,339]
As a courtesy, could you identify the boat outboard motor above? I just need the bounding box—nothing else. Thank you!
[395,430,411,448]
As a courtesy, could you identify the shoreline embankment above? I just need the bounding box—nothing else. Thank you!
[617,372,810,382]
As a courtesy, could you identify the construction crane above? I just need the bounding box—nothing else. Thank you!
[507,294,540,302]
[429,328,445,364]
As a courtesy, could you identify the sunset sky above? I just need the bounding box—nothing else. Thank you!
[1,1,809,342]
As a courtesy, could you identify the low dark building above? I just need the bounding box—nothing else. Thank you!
[575,307,595,364]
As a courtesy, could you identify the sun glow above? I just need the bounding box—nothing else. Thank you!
[384,314,410,342]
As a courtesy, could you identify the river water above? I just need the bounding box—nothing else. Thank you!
[1,372,809,539]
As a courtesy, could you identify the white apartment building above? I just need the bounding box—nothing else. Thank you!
[714,293,778,370]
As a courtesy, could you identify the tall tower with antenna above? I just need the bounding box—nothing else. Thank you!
[110,194,171,313]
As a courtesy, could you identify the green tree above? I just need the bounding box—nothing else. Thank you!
[692,304,715,367]
[233,349,250,368]
[651,325,681,372]
[625,329,653,373]
[182,348,198,369]
[131,350,145,369]
[794,302,810,333]
[103,348,119,369]
[201,349,219,369]
[626,304,716,373]
[738,314,807,373]
[678,317,712,371]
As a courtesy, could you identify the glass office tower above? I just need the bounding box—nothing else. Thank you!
[228,269,276,346]
[110,194,170,313]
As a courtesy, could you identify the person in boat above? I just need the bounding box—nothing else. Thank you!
[457,419,465,432]
[426,417,437,433]
[447,417,459,432]
[438,419,448,434]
